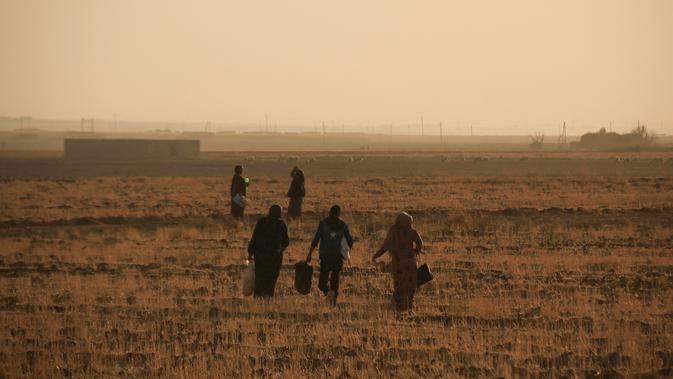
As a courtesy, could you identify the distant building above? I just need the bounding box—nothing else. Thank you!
[181,131,214,138]
[10,129,39,140]
[571,127,653,151]
[64,139,200,160]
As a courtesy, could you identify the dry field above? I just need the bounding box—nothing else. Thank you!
[1,154,673,378]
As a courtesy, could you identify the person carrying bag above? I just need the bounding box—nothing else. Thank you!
[372,212,425,312]
[246,205,289,298]
[305,205,354,306]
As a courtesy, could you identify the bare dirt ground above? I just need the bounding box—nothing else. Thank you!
[1,152,673,378]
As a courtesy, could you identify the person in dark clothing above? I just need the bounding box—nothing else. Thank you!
[305,205,354,306]
[287,166,305,219]
[247,205,289,297]
[230,165,247,219]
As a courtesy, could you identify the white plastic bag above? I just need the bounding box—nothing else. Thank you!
[340,236,351,260]
[233,194,248,208]
[242,260,255,296]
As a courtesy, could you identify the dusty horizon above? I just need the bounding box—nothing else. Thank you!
[1,0,672,135]
[2,115,671,137]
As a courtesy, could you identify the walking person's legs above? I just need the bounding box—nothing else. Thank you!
[328,259,343,305]
[318,260,331,296]
[288,197,302,219]
[392,289,414,312]
[407,289,415,311]
[254,259,271,297]
[318,258,342,306]
[267,254,282,297]
[392,289,405,311]
[253,253,282,298]
[231,202,244,219]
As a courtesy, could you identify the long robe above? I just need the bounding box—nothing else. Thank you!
[230,174,246,219]
[378,225,423,311]
[247,216,289,297]
[286,171,305,219]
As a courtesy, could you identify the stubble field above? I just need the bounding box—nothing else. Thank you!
[1,152,673,378]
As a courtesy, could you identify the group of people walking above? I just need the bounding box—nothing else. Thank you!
[234,165,425,312]
[230,165,305,220]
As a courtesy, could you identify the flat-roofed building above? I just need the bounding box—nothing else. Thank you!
[64,139,199,160]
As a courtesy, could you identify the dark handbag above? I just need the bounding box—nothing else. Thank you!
[417,263,434,287]
[294,261,313,294]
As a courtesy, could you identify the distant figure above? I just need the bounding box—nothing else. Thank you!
[306,205,354,306]
[230,165,247,219]
[247,205,289,297]
[287,166,305,219]
[372,212,423,312]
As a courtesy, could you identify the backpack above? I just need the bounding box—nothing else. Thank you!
[319,220,344,257]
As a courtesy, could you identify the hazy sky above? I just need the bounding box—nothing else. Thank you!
[1,0,672,134]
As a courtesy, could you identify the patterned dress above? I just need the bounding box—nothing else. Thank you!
[376,225,423,311]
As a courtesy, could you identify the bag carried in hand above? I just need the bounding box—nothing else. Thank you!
[417,263,434,287]
[294,261,313,295]
[242,260,255,296]
[233,194,248,208]
[340,236,351,260]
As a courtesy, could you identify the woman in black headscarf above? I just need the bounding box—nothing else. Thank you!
[247,205,289,297]
[230,165,247,219]
[287,166,305,219]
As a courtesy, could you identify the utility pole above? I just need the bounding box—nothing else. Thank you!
[439,122,443,144]
[470,125,473,137]
[322,122,326,145]
[265,114,268,132]
[421,116,424,136]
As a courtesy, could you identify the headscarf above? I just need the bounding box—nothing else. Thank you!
[268,204,282,219]
[329,205,341,218]
[395,211,413,230]
[292,167,304,182]
[325,205,343,231]
[389,211,413,249]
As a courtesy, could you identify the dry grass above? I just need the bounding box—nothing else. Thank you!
[1,162,672,377]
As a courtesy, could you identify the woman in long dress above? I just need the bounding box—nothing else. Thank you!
[230,165,247,219]
[247,205,289,297]
[287,166,305,219]
[372,212,423,312]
